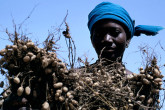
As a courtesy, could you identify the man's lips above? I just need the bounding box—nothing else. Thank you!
[103,47,115,52]
[104,49,115,52]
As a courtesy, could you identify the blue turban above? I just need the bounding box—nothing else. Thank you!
[88,2,163,38]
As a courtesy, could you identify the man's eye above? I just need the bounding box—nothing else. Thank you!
[95,30,106,36]
[115,30,120,33]
[111,30,121,36]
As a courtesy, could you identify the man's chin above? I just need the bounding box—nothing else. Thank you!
[100,53,117,61]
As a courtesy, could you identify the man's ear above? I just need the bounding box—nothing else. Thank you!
[126,39,131,48]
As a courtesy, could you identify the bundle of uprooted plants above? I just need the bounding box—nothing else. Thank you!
[71,57,164,110]
[0,26,164,110]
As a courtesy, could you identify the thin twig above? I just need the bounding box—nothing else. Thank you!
[19,4,39,30]
[82,79,116,110]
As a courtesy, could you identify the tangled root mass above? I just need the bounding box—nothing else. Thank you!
[0,30,164,110]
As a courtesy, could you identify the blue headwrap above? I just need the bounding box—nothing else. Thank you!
[88,2,163,38]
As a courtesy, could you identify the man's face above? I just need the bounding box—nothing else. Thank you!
[91,20,128,61]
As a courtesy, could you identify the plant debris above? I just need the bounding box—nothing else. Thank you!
[0,25,164,110]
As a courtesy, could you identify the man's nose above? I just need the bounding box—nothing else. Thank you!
[103,34,113,43]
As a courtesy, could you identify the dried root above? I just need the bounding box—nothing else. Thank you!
[69,58,164,110]
[0,28,164,110]
[127,57,164,109]
[0,37,78,109]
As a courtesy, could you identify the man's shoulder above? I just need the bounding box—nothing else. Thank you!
[126,69,133,75]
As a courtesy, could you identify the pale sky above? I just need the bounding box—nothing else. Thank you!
[0,0,165,108]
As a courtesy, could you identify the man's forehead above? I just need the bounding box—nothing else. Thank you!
[93,19,124,28]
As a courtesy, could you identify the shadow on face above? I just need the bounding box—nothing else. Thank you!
[91,19,131,62]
